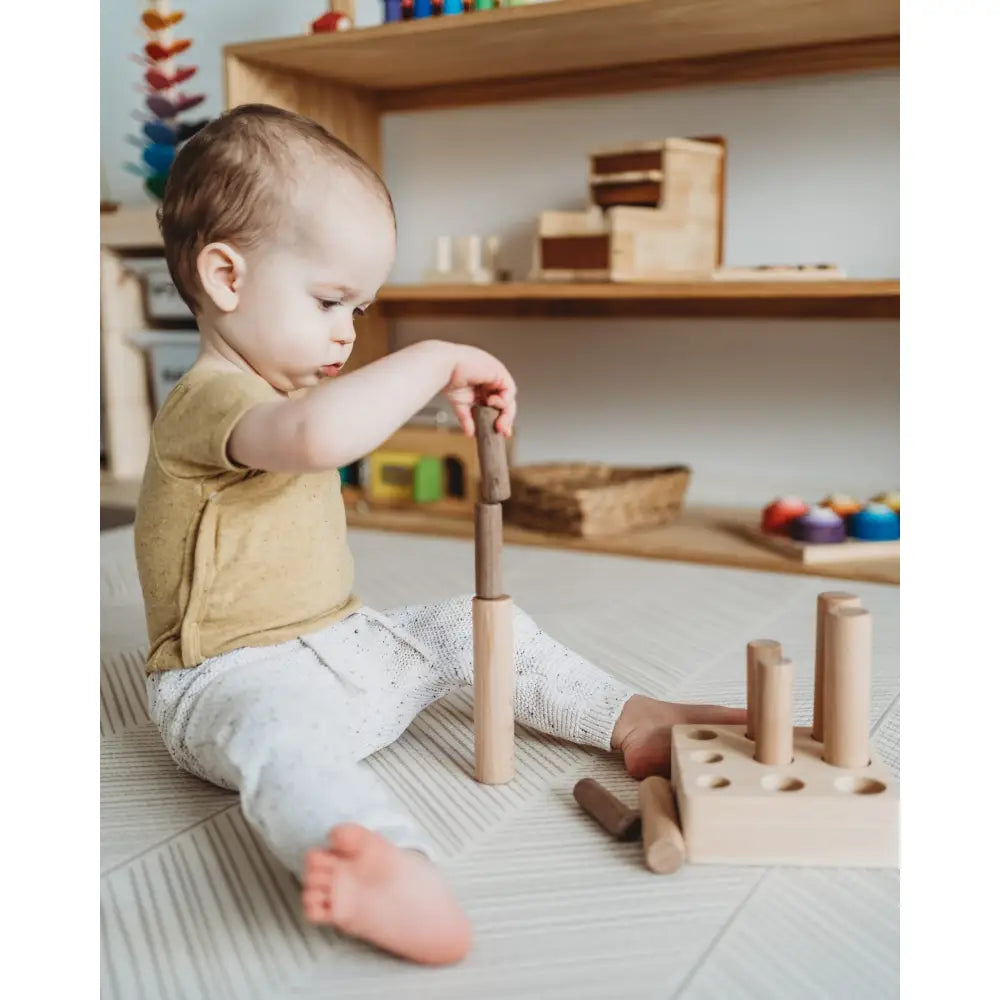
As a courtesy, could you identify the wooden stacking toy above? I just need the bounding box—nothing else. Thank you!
[669,591,899,867]
[472,405,514,784]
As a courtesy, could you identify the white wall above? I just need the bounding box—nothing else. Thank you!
[101,2,899,506]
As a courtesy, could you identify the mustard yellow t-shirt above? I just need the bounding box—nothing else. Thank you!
[134,365,361,672]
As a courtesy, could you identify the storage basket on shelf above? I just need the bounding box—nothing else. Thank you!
[506,463,691,537]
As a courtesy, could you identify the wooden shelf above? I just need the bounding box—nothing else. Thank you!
[377,280,900,319]
[344,503,898,585]
[226,0,899,112]
[101,207,162,249]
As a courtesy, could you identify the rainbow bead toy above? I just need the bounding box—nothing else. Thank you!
[761,496,809,535]
[789,505,847,544]
[847,503,900,541]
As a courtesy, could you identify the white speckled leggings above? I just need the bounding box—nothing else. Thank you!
[146,595,635,877]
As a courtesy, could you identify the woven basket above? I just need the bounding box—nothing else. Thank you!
[506,463,691,537]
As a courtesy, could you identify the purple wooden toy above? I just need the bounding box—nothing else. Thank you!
[789,505,847,544]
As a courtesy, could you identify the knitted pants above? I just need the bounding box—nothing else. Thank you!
[146,595,636,877]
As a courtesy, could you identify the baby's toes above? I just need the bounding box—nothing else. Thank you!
[304,848,335,879]
[302,886,333,923]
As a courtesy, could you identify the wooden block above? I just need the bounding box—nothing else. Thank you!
[473,595,514,784]
[812,592,861,742]
[638,776,686,874]
[754,657,794,765]
[573,778,641,841]
[473,405,510,503]
[670,724,899,867]
[823,606,872,769]
[743,526,900,564]
[745,639,782,741]
[475,502,503,598]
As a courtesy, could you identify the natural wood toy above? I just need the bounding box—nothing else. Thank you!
[573,778,641,841]
[532,137,726,282]
[670,593,899,868]
[638,776,686,874]
[472,405,514,784]
[572,777,685,874]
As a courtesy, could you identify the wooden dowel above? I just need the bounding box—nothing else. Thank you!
[473,595,514,784]
[638,776,685,874]
[473,405,510,503]
[573,778,641,841]
[754,657,794,765]
[823,606,872,768]
[475,502,503,598]
[746,639,782,741]
[812,592,860,741]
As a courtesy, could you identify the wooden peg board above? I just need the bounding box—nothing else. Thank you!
[670,724,899,868]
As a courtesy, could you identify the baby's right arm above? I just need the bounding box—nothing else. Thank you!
[228,339,517,473]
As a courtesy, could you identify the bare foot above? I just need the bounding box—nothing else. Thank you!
[302,824,472,965]
[611,694,746,780]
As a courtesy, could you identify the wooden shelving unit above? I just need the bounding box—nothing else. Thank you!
[100,1,900,582]
[227,0,898,112]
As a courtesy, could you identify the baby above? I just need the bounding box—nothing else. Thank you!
[134,104,744,967]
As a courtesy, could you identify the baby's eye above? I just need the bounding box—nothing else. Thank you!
[317,298,341,312]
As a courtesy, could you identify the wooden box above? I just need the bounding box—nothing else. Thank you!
[533,137,726,282]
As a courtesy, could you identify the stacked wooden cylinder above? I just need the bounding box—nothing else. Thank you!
[472,406,515,784]
[746,591,872,767]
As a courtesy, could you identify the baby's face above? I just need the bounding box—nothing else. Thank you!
[226,165,396,393]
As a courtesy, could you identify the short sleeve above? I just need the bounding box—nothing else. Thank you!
[152,369,280,477]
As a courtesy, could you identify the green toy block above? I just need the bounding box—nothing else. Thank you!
[413,456,444,503]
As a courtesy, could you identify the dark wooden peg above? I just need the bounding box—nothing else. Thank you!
[475,502,504,599]
[473,405,510,503]
[573,778,642,841]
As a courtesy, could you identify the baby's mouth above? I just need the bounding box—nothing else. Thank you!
[319,363,344,377]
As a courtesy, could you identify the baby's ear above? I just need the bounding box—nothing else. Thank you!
[197,242,245,313]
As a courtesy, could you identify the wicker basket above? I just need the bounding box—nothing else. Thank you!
[506,463,691,537]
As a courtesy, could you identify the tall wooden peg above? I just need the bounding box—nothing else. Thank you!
[812,592,860,742]
[472,404,514,784]
[823,606,872,769]
[754,657,794,766]
[746,639,782,741]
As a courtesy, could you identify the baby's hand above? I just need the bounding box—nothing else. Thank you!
[444,344,517,439]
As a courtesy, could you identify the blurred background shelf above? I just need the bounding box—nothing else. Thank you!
[376,280,900,319]
[97,473,897,584]
[226,0,899,112]
[341,501,898,585]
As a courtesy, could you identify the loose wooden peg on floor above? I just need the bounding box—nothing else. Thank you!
[475,502,504,599]
[573,778,641,841]
[812,592,861,742]
[754,656,794,766]
[823,606,872,769]
[746,639,782,742]
[473,595,514,784]
[473,405,510,503]
[638,776,686,874]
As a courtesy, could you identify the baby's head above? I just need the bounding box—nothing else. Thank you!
[159,104,396,392]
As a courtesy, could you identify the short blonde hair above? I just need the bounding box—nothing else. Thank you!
[158,104,394,312]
